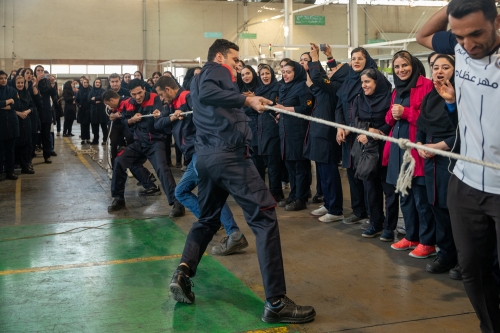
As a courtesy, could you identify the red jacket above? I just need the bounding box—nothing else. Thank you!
[382,75,433,177]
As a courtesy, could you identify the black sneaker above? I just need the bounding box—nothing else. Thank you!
[312,194,324,204]
[261,296,316,323]
[211,232,249,256]
[449,264,462,280]
[169,270,195,304]
[21,168,35,175]
[139,185,161,196]
[285,199,307,211]
[6,173,18,180]
[108,197,125,212]
[278,197,293,207]
[50,151,57,156]
[136,173,157,186]
[44,158,52,164]
[343,214,364,225]
[426,257,457,274]
[169,201,185,217]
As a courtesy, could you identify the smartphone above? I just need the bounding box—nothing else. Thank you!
[320,44,327,52]
[44,74,50,79]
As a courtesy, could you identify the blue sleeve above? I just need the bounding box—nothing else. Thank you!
[431,31,457,55]
[445,101,457,113]
[199,67,247,108]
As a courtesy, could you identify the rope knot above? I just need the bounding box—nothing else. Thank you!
[398,138,410,150]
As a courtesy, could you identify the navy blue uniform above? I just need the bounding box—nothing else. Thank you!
[181,61,286,299]
[88,85,108,143]
[0,84,20,174]
[37,78,57,160]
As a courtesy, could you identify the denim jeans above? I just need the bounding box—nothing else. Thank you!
[174,154,239,235]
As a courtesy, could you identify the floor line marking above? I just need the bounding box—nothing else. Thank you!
[244,327,289,333]
[0,254,183,276]
[15,178,21,225]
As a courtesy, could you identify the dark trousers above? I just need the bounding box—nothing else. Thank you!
[165,135,172,164]
[0,138,16,174]
[91,122,108,143]
[30,132,37,161]
[280,160,289,183]
[174,142,183,165]
[80,123,91,140]
[111,141,177,205]
[317,157,343,216]
[364,175,399,231]
[56,116,61,133]
[285,159,310,202]
[251,146,267,181]
[448,175,500,333]
[315,163,323,196]
[109,123,134,167]
[180,149,286,299]
[431,205,457,264]
[63,118,74,135]
[40,123,52,160]
[346,167,368,218]
[400,180,435,245]
[15,144,31,170]
[262,154,283,198]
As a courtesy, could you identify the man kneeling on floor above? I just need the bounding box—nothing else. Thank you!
[102,79,185,217]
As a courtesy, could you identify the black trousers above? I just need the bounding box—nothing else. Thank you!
[56,116,61,133]
[400,180,435,245]
[251,146,267,181]
[0,138,16,174]
[30,131,37,161]
[431,205,457,264]
[91,122,108,143]
[315,163,323,196]
[80,123,91,140]
[317,157,343,216]
[346,167,368,218]
[180,148,286,299]
[109,123,134,167]
[448,175,500,333]
[174,142,183,165]
[364,172,399,231]
[111,141,177,205]
[15,144,31,170]
[285,159,310,202]
[262,154,283,199]
[40,123,52,160]
[63,118,74,135]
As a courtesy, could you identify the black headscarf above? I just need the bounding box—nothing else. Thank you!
[330,63,350,84]
[92,79,105,94]
[239,65,260,93]
[364,70,393,114]
[393,51,425,97]
[417,55,457,137]
[336,49,378,104]
[254,65,280,98]
[121,74,130,90]
[14,76,31,108]
[278,61,307,102]
[182,67,201,90]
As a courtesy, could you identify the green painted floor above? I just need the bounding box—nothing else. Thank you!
[0,218,287,333]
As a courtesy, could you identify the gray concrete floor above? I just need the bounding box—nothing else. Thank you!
[0,130,479,332]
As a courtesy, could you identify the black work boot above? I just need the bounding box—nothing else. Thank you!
[169,201,185,217]
[108,197,125,212]
[211,232,249,256]
[426,257,457,274]
[449,264,462,280]
[261,296,316,323]
[170,270,195,304]
[139,185,161,196]
[285,199,307,211]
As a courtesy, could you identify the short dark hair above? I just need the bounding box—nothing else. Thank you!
[300,52,312,61]
[283,60,295,69]
[427,52,438,65]
[0,70,7,78]
[433,54,456,68]
[103,89,120,101]
[152,71,162,78]
[108,73,120,80]
[447,0,498,23]
[128,78,145,91]
[360,68,378,81]
[207,39,239,62]
[154,76,179,90]
[351,47,369,58]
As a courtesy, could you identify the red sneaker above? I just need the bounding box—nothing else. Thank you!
[409,244,436,258]
[391,238,419,251]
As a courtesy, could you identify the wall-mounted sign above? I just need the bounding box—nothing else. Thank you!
[294,15,325,26]
[204,32,223,38]
[367,39,386,44]
[239,33,257,39]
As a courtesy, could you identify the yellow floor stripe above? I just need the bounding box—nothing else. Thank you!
[63,137,102,181]
[244,327,289,333]
[15,178,21,225]
[0,254,182,276]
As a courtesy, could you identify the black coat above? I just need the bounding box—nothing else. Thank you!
[63,89,77,122]
[27,83,42,134]
[256,77,281,156]
[76,87,92,124]
[14,88,35,146]
[88,87,107,124]
[37,78,57,124]
[0,85,20,140]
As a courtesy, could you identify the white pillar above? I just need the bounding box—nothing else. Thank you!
[284,0,293,59]
[348,0,358,57]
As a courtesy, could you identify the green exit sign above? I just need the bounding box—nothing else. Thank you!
[239,33,257,39]
[204,32,223,38]
[294,15,325,26]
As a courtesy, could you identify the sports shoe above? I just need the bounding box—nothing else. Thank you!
[139,185,161,196]
[379,230,395,242]
[285,199,307,211]
[362,226,383,238]
[278,197,293,207]
[21,168,35,175]
[108,197,125,212]
[261,296,316,324]
[312,194,324,204]
[342,214,364,225]
[359,220,372,230]
[391,238,419,251]
[169,201,185,217]
[449,264,462,280]
[311,205,328,216]
[426,257,457,274]
[211,232,249,256]
[169,270,195,304]
[409,244,436,258]
[136,173,157,186]
[126,168,133,178]
[318,213,344,223]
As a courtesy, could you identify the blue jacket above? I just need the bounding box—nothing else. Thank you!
[190,61,249,156]
[0,85,21,140]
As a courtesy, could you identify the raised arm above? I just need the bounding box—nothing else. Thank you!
[416,5,449,50]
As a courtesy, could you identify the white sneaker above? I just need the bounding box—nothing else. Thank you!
[126,168,133,178]
[318,214,344,223]
[108,171,113,180]
[311,205,328,216]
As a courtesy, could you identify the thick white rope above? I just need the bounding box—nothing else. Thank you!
[265,105,500,196]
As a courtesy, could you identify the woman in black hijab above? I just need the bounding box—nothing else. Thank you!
[275,60,313,211]
[0,70,20,180]
[62,81,76,137]
[385,50,435,259]
[22,68,42,164]
[88,78,108,145]
[416,54,459,274]
[335,47,378,224]
[350,68,398,240]
[121,73,131,90]
[76,77,92,144]
[13,75,35,174]
[163,71,181,88]
[182,67,202,90]
[239,65,266,180]
[134,71,153,92]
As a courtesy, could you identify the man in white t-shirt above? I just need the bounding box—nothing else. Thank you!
[417,1,500,332]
